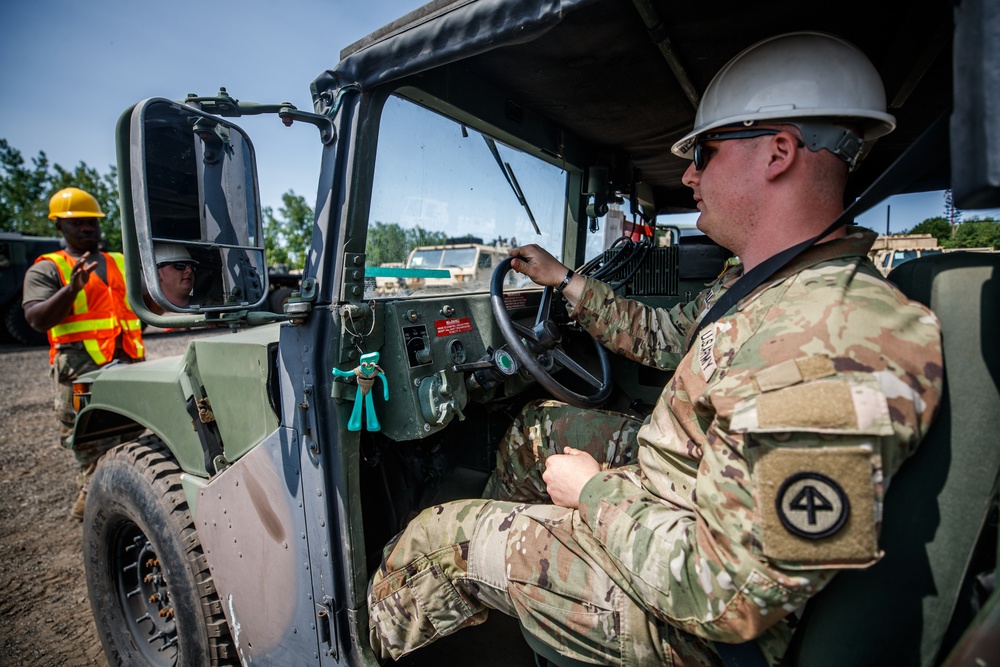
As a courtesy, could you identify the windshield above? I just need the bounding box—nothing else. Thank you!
[409,249,444,269]
[366,95,568,298]
[440,247,476,268]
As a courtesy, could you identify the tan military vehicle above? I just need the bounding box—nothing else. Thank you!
[403,242,510,290]
[869,233,944,276]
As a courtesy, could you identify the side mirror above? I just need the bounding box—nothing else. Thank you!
[124,98,268,316]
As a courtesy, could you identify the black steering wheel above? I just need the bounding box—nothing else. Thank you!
[490,257,613,408]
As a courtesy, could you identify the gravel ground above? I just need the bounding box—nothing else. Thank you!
[0,328,215,667]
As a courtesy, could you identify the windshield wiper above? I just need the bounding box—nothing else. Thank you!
[483,136,541,235]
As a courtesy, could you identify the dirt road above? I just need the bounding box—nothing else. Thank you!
[0,330,213,666]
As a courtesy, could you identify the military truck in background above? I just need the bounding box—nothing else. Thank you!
[266,265,303,313]
[404,241,509,288]
[369,240,513,296]
[68,0,999,665]
[869,233,944,276]
[0,232,62,345]
[869,232,998,276]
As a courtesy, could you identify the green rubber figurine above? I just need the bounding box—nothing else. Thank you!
[332,351,388,431]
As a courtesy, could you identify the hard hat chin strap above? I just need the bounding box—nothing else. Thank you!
[792,121,865,170]
[684,112,948,354]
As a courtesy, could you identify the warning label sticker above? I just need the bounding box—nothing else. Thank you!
[502,292,528,310]
[435,317,473,337]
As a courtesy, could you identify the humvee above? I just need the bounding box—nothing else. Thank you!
[869,234,944,276]
[404,242,511,289]
[0,232,62,345]
[371,242,520,295]
[72,0,999,665]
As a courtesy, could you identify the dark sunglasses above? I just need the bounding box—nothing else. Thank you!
[692,128,785,171]
[158,261,196,272]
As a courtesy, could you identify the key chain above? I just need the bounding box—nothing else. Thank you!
[334,302,388,431]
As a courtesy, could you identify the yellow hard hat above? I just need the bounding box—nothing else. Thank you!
[48,187,105,220]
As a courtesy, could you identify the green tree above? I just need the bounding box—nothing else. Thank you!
[364,222,450,266]
[949,217,1000,250]
[406,226,449,250]
[264,190,314,270]
[263,205,288,267]
[907,217,951,244]
[943,189,963,227]
[0,138,51,235]
[365,221,409,266]
[1,138,122,249]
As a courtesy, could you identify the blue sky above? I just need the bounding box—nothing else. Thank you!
[1,0,427,217]
[3,0,996,235]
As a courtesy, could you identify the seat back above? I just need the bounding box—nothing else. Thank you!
[783,252,1000,666]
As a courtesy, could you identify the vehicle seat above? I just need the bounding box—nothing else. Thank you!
[781,251,1000,666]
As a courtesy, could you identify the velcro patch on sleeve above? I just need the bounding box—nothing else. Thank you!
[731,377,894,436]
[759,380,855,430]
[755,445,879,565]
[753,355,836,393]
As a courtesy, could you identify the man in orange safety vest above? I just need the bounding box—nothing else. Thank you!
[22,187,145,520]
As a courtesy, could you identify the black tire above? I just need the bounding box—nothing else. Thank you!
[268,286,294,314]
[84,436,235,666]
[4,295,48,346]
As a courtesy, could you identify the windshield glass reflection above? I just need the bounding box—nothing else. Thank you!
[365,95,567,299]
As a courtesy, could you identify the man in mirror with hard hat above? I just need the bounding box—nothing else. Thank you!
[22,186,145,521]
[369,33,944,665]
[154,243,198,309]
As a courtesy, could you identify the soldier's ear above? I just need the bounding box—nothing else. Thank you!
[764,132,799,181]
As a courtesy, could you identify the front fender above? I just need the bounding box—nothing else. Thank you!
[70,353,212,477]
[70,325,283,478]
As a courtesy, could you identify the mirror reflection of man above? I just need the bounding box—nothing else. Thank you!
[154,243,198,308]
[22,187,145,520]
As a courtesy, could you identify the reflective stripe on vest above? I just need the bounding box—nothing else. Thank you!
[35,250,144,365]
[108,252,145,358]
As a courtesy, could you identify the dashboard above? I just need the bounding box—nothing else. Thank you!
[332,290,545,442]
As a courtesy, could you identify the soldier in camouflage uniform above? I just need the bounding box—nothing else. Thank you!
[368,32,943,665]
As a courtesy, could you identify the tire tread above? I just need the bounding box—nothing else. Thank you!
[95,435,236,665]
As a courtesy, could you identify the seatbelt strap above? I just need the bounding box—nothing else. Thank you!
[685,112,950,354]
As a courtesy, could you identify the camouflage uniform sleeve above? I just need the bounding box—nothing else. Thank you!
[569,277,712,369]
[575,265,944,649]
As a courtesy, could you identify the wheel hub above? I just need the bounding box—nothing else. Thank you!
[113,523,178,664]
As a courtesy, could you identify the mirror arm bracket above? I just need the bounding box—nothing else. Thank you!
[184,88,336,145]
